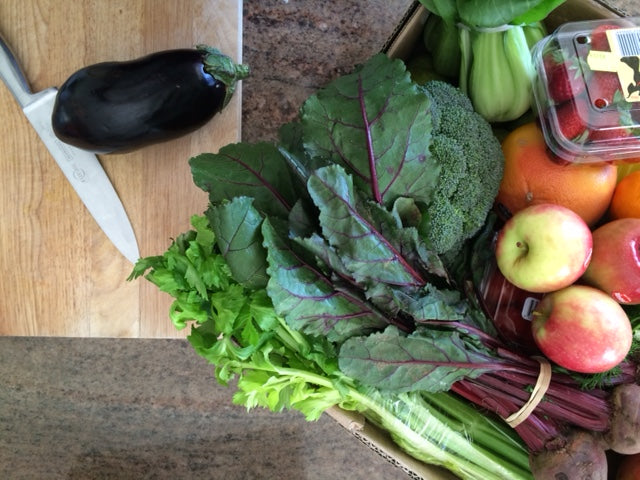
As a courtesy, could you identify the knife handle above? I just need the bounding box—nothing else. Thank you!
[0,33,35,108]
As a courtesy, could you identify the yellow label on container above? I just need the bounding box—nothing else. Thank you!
[586,50,618,72]
[587,27,640,103]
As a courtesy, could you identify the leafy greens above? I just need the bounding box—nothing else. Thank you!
[186,54,500,351]
[130,53,534,479]
[419,0,567,27]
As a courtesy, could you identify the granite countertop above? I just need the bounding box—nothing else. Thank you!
[2,1,640,479]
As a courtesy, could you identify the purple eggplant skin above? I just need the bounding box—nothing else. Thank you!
[51,45,249,154]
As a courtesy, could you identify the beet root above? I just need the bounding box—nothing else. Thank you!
[529,429,608,480]
[605,383,640,455]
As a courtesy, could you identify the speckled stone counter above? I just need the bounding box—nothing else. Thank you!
[2,1,640,479]
[1,337,412,479]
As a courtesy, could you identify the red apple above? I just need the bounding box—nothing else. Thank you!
[531,284,632,374]
[582,218,640,304]
[495,203,592,293]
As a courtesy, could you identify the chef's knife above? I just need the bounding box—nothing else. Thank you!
[0,34,140,264]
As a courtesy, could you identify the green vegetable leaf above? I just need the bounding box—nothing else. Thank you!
[232,367,343,421]
[419,1,459,23]
[307,164,426,288]
[456,0,552,27]
[207,197,269,290]
[339,326,493,392]
[261,217,389,343]
[511,0,566,24]
[189,142,300,219]
[393,284,467,322]
[186,292,344,421]
[294,232,353,280]
[278,121,327,181]
[420,0,565,27]
[301,53,438,206]
[128,215,233,329]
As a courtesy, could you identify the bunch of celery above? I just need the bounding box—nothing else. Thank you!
[129,215,533,480]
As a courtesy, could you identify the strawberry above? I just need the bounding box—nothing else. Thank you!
[590,23,621,51]
[588,125,624,143]
[554,97,589,142]
[588,71,622,108]
[543,50,585,103]
[588,106,640,150]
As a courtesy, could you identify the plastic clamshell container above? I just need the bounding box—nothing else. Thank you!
[531,17,640,163]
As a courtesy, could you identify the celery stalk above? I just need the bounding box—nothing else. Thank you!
[348,388,533,480]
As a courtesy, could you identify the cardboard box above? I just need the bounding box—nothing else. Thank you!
[327,1,627,479]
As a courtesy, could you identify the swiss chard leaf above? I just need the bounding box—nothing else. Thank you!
[391,284,467,322]
[294,232,354,282]
[207,197,269,290]
[189,142,300,219]
[288,198,318,239]
[301,53,438,206]
[261,217,389,343]
[307,164,426,289]
[278,121,327,181]
[339,325,494,393]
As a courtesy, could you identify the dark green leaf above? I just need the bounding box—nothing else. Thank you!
[288,198,318,239]
[418,1,459,23]
[511,0,566,24]
[301,53,438,206]
[278,121,327,181]
[189,142,299,219]
[294,232,353,280]
[457,0,548,27]
[339,326,493,392]
[308,165,426,288]
[207,197,269,289]
[261,217,388,343]
[392,284,467,322]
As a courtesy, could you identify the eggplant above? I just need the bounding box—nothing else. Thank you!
[51,45,249,153]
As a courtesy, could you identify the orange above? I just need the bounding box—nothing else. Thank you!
[609,170,640,219]
[497,122,618,226]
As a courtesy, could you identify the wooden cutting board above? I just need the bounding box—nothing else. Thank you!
[0,0,242,337]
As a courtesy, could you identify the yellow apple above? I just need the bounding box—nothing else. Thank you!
[495,203,592,293]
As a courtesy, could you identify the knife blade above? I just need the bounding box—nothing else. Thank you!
[0,33,140,264]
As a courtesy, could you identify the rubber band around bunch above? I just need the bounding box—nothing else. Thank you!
[456,22,521,33]
[504,356,552,428]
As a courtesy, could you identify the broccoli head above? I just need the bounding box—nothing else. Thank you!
[418,80,504,256]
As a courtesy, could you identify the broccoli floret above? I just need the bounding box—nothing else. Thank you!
[419,81,504,256]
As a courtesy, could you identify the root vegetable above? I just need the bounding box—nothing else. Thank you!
[616,452,640,479]
[529,430,608,480]
[606,383,640,455]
